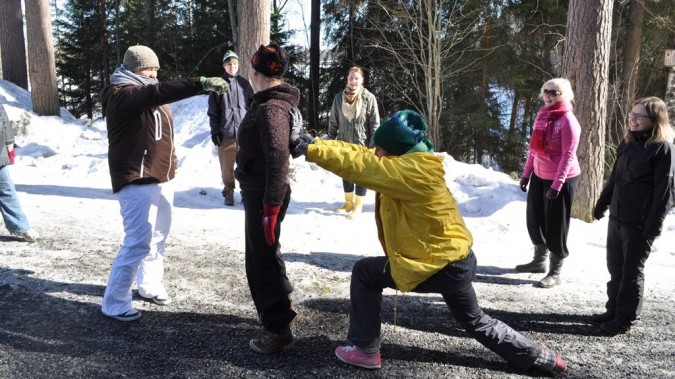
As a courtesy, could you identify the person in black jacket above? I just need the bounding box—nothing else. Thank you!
[101,45,228,322]
[592,96,674,336]
[207,50,254,206]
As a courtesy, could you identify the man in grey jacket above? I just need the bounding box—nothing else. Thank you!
[208,50,254,206]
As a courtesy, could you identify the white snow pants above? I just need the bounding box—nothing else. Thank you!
[102,182,173,316]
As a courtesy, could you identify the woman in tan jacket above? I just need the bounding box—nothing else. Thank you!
[327,66,380,219]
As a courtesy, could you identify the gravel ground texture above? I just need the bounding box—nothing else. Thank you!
[1,195,674,379]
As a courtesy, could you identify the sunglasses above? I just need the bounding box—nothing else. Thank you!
[543,89,561,97]
[628,112,650,122]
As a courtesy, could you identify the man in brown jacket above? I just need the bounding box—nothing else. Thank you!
[100,45,228,321]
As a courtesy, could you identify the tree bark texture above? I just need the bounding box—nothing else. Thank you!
[237,0,270,80]
[144,0,155,44]
[310,0,320,135]
[25,0,61,116]
[0,0,29,89]
[228,0,238,51]
[562,0,614,222]
[620,0,644,118]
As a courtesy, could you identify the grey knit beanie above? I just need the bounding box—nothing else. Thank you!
[123,45,160,72]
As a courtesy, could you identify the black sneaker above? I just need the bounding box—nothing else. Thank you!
[600,319,631,336]
[249,328,294,354]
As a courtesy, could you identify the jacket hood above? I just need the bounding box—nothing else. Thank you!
[251,82,300,108]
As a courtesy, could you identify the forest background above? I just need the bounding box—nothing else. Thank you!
[0,0,674,219]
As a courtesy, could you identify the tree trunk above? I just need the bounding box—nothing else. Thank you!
[237,0,271,80]
[562,0,614,222]
[99,0,110,88]
[614,0,645,144]
[144,0,155,44]
[25,0,60,116]
[310,0,320,134]
[228,0,238,51]
[0,0,29,89]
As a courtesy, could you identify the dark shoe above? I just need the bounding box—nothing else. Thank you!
[515,245,547,273]
[104,309,141,322]
[537,254,564,288]
[249,328,294,354]
[600,319,631,336]
[140,294,172,306]
[537,274,561,288]
[590,311,614,324]
[515,259,547,273]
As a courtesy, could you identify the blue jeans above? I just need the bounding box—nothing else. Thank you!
[0,165,30,233]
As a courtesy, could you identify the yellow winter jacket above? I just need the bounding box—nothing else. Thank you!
[306,139,473,291]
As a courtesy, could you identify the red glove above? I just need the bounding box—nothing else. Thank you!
[8,147,15,165]
[262,204,281,245]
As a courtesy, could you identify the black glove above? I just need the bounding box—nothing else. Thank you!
[211,134,222,146]
[519,177,529,192]
[546,188,559,199]
[593,203,607,220]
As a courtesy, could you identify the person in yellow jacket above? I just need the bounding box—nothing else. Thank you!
[290,110,566,373]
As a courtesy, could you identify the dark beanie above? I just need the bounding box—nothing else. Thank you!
[372,110,434,155]
[123,45,160,72]
[250,43,289,78]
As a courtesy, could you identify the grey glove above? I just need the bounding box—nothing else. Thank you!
[200,76,230,93]
[290,133,314,158]
[289,107,314,158]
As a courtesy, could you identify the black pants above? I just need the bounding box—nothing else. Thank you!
[342,179,367,197]
[526,174,579,258]
[242,186,296,333]
[347,252,539,371]
[605,219,652,323]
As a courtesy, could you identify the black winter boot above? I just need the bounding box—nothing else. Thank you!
[515,245,548,273]
[537,253,564,288]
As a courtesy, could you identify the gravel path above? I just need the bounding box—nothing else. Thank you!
[1,201,674,379]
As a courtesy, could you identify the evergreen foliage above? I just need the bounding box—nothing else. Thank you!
[47,0,674,176]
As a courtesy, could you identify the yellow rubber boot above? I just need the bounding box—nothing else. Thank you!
[336,192,355,214]
[347,196,363,220]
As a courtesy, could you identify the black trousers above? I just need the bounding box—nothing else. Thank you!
[242,186,296,333]
[342,179,367,197]
[347,252,540,371]
[605,219,652,323]
[526,174,579,258]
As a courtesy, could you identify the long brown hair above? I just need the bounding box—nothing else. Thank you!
[624,97,673,145]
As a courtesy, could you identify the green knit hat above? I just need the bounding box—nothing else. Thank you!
[372,110,434,155]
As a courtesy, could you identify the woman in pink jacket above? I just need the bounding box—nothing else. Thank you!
[516,78,581,288]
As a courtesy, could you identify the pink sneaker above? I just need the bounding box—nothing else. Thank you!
[335,345,381,369]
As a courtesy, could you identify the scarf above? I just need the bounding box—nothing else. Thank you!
[529,100,572,154]
[341,85,363,122]
[110,64,159,87]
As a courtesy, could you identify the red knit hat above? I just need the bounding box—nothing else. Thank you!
[250,44,289,78]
